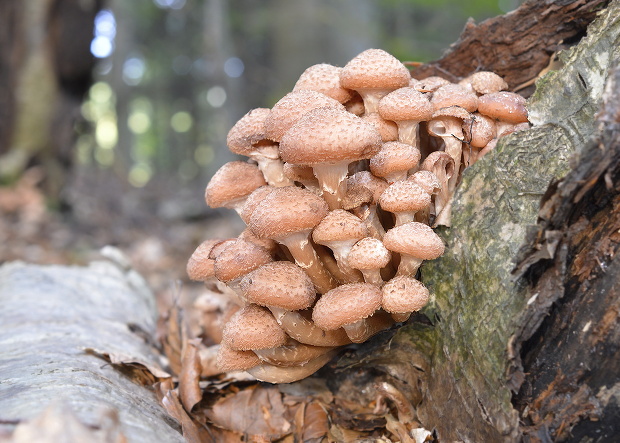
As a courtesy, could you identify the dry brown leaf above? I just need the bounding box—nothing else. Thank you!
[158,381,211,443]
[205,385,292,440]
[179,338,203,412]
[297,401,330,442]
[161,301,184,375]
[84,348,170,385]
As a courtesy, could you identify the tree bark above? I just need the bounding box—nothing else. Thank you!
[0,258,183,442]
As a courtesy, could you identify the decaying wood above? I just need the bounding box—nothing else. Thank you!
[0,258,183,442]
[410,0,610,96]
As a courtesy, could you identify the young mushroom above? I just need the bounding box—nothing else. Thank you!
[312,283,392,343]
[382,222,445,277]
[279,106,383,210]
[378,87,433,147]
[226,108,293,187]
[312,209,367,282]
[420,151,455,226]
[246,349,339,384]
[205,161,267,215]
[378,180,432,226]
[381,275,430,322]
[221,304,288,351]
[369,141,422,184]
[347,237,392,285]
[293,63,353,104]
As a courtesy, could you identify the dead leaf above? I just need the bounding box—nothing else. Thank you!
[179,338,203,411]
[161,301,184,375]
[205,385,292,440]
[157,381,211,443]
[84,348,170,385]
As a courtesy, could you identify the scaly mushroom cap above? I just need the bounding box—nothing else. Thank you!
[240,261,316,311]
[248,186,329,240]
[348,237,392,271]
[408,170,441,195]
[205,161,267,209]
[464,71,509,95]
[239,185,275,224]
[414,76,451,93]
[186,239,226,281]
[431,84,478,112]
[226,108,271,156]
[216,344,261,372]
[279,107,382,165]
[264,90,344,142]
[370,141,421,182]
[379,180,431,214]
[312,209,367,245]
[381,275,430,314]
[378,87,433,123]
[340,49,411,91]
[477,91,528,124]
[382,222,445,260]
[464,112,497,148]
[345,171,389,205]
[213,239,273,283]
[312,283,382,330]
[362,112,399,142]
[221,304,288,351]
[293,63,353,103]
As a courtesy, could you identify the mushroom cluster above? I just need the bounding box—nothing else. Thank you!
[188,49,529,383]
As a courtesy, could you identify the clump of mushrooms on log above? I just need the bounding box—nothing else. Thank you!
[187,49,530,383]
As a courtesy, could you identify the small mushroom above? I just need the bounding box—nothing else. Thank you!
[382,222,445,277]
[312,209,367,282]
[420,151,455,226]
[205,161,267,215]
[340,49,411,114]
[378,87,433,147]
[382,275,430,322]
[279,107,383,210]
[348,237,392,285]
[221,304,288,351]
[379,180,432,226]
[293,63,353,103]
[312,283,390,343]
[370,141,422,184]
[215,343,261,373]
[226,108,293,187]
[246,349,338,384]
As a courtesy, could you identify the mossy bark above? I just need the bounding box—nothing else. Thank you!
[400,2,620,441]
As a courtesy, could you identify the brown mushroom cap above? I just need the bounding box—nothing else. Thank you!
[362,112,399,142]
[414,76,451,93]
[381,275,430,314]
[264,90,344,142]
[348,237,392,272]
[221,304,288,351]
[279,107,382,165]
[464,112,497,149]
[370,141,421,183]
[466,71,509,95]
[213,239,273,283]
[239,185,275,224]
[215,344,261,372]
[226,108,271,156]
[240,261,316,311]
[187,239,227,281]
[379,180,431,215]
[293,63,353,103]
[340,49,411,91]
[408,170,441,195]
[312,283,382,330]
[431,84,478,112]
[382,222,445,261]
[378,87,433,123]
[477,91,528,124]
[205,161,267,209]
[248,186,328,240]
[312,209,367,245]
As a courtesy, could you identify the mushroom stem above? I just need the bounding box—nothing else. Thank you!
[246,349,338,383]
[311,162,349,210]
[396,255,423,277]
[251,145,294,187]
[278,232,338,294]
[342,312,395,343]
[269,307,352,347]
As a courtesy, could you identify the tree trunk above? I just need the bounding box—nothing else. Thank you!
[0,0,102,204]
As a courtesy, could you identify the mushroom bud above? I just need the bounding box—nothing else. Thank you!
[205,161,267,215]
[382,222,445,277]
[382,275,430,322]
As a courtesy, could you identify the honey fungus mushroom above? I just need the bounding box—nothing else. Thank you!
[190,47,525,383]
